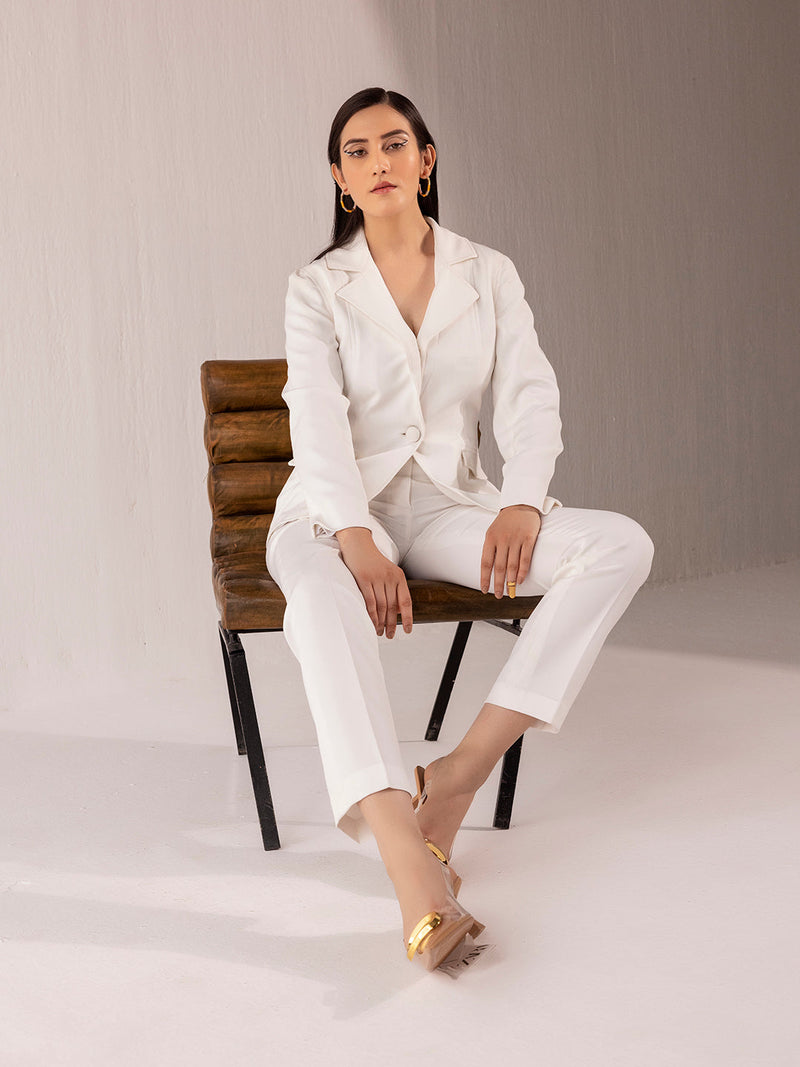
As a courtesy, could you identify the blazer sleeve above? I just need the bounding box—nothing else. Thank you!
[491,253,564,514]
[281,268,372,537]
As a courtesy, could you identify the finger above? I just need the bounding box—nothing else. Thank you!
[505,543,521,585]
[373,583,387,636]
[518,538,535,586]
[493,545,509,598]
[397,581,414,634]
[480,536,495,594]
[505,543,522,598]
[359,582,379,631]
[385,583,398,639]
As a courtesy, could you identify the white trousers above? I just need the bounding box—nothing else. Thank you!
[265,456,654,841]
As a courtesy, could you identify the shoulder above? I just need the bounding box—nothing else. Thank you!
[437,223,530,318]
[464,235,519,280]
[425,218,510,270]
[434,220,519,288]
[287,258,328,288]
[454,233,524,312]
[282,262,339,338]
[284,259,333,313]
[459,232,509,266]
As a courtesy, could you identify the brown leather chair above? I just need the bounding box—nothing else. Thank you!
[201,359,542,850]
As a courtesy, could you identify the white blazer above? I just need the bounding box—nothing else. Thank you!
[268,215,564,544]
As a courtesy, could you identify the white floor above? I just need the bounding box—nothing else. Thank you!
[2,561,798,1066]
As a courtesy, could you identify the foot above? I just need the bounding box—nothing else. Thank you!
[414,753,481,861]
[391,838,458,944]
[356,786,477,949]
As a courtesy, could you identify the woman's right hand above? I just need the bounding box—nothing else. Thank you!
[335,527,413,638]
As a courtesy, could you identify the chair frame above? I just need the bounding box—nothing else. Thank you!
[218,617,528,851]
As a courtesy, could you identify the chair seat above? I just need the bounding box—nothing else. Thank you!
[213,553,541,632]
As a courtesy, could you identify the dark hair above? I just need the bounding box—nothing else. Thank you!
[310,87,439,263]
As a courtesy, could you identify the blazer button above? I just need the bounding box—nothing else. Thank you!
[403,425,421,443]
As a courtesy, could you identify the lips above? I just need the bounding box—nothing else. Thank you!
[372,183,396,191]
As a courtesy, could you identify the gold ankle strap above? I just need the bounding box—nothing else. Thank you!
[424,838,449,865]
[406,911,442,960]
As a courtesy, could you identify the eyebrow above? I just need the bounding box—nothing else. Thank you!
[342,128,409,149]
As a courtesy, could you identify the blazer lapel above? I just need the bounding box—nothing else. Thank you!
[326,233,409,343]
[325,218,479,383]
[419,218,480,350]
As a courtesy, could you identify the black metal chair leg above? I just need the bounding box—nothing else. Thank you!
[426,621,473,740]
[219,625,245,755]
[493,734,523,829]
[220,627,281,851]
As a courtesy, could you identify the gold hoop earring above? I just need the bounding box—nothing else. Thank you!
[419,176,431,197]
[339,189,356,213]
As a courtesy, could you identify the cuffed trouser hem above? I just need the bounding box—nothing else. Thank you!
[483,682,563,733]
[333,760,416,843]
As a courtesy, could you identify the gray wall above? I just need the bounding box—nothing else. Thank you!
[375,0,800,581]
[1,1,797,707]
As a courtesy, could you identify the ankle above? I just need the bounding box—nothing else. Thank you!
[435,748,488,797]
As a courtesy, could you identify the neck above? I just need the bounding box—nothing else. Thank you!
[362,209,432,260]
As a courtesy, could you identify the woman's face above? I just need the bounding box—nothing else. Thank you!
[332,103,435,220]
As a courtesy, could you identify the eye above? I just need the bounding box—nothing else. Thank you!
[344,140,408,158]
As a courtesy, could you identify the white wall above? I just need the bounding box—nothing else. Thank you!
[2,1,797,712]
[0,0,397,708]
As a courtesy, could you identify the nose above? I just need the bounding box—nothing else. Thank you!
[372,149,390,172]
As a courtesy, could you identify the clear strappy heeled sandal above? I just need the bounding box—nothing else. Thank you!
[405,861,485,971]
[411,764,462,897]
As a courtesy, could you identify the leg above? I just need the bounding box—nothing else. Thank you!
[358,787,459,944]
[426,620,473,740]
[265,515,415,842]
[494,734,523,830]
[268,495,486,966]
[483,507,654,730]
[219,625,245,755]
[416,702,535,856]
[219,626,281,851]
[403,503,655,851]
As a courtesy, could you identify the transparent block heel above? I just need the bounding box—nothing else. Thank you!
[405,862,485,972]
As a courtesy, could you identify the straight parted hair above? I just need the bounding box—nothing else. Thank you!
[311,87,440,263]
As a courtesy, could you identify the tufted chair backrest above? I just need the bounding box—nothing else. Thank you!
[201,359,291,570]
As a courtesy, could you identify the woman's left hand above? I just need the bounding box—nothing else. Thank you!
[480,505,542,598]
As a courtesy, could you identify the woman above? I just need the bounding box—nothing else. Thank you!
[266,87,654,971]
